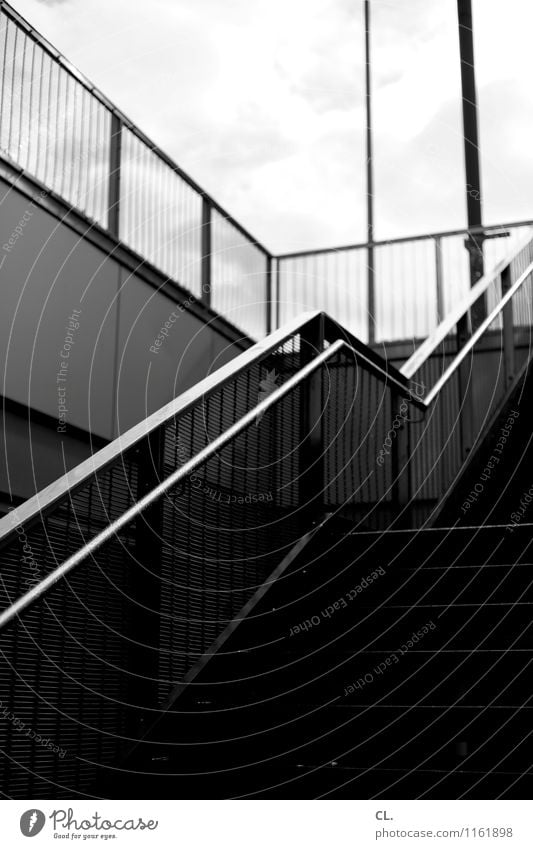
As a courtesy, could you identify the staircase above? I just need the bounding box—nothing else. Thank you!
[0,235,532,800]
[110,520,533,800]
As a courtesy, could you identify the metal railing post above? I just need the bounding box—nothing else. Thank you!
[299,314,325,524]
[456,313,474,461]
[501,263,515,386]
[133,429,165,720]
[275,259,281,330]
[107,112,122,237]
[266,255,272,335]
[435,236,444,322]
[391,391,411,527]
[201,198,212,306]
[367,244,376,344]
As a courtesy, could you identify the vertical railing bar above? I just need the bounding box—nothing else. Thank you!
[501,263,515,387]
[265,254,272,336]
[34,41,44,177]
[60,67,70,198]
[51,60,60,189]
[0,13,8,149]
[456,310,474,462]
[435,235,444,323]
[201,197,212,307]
[391,390,411,526]
[25,34,35,169]
[78,81,85,209]
[93,96,103,223]
[275,258,281,331]
[107,111,122,238]
[299,314,325,524]
[7,21,17,154]
[43,50,52,186]
[367,243,375,345]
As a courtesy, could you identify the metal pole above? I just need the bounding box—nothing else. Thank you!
[107,113,122,238]
[364,0,375,344]
[201,198,212,307]
[457,0,485,324]
[266,255,272,335]
[434,236,444,323]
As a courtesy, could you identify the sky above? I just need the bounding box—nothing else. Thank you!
[10,0,533,254]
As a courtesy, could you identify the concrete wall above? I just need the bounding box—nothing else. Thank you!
[0,174,248,501]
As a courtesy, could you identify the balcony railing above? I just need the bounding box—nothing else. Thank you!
[1,0,532,345]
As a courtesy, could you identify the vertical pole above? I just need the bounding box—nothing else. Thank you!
[435,236,444,323]
[457,0,485,326]
[364,0,376,345]
[133,430,165,726]
[457,312,474,461]
[391,391,411,527]
[299,315,325,526]
[266,255,272,335]
[501,263,515,386]
[201,198,212,307]
[275,259,281,330]
[108,113,122,238]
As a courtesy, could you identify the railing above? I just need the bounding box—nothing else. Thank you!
[0,1,272,340]
[276,221,533,344]
[1,1,532,346]
[0,310,418,797]
[396,231,533,523]
[0,217,531,794]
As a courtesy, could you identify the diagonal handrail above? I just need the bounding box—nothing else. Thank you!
[0,335,408,630]
[0,311,417,548]
[420,259,533,406]
[0,340,342,629]
[400,228,533,380]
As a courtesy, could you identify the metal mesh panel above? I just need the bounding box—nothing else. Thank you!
[210,211,269,339]
[0,458,139,797]
[0,10,110,225]
[157,345,304,696]
[119,128,203,296]
[323,349,393,528]
[408,352,461,505]
[0,328,322,797]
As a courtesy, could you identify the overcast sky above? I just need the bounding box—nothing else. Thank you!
[11,0,533,254]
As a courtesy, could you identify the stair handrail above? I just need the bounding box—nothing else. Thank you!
[420,259,533,406]
[0,332,421,630]
[0,311,416,546]
[401,228,533,380]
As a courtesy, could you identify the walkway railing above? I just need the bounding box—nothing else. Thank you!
[0,310,418,797]
[0,1,272,340]
[1,1,532,344]
[276,221,533,344]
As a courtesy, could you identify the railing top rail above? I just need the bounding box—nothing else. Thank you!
[0,310,415,546]
[0,311,316,543]
[0,338,351,631]
[400,228,533,380]
[0,1,271,257]
[276,219,533,261]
